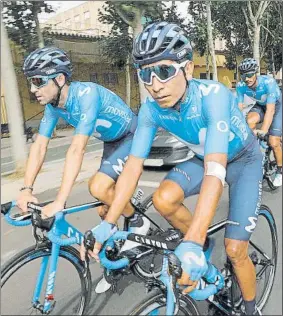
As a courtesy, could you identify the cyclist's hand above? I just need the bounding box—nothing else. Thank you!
[175,241,208,282]
[177,271,198,294]
[17,190,38,213]
[41,201,64,219]
[86,221,117,262]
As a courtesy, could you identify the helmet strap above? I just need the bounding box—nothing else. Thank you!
[172,67,189,111]
[50,78,66,107]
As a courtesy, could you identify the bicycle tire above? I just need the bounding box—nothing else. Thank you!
[128,289,200,315]
[265,150,278,191]
[225,205,278,313]
[1,243,92,315]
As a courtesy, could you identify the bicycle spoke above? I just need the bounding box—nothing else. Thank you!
[249,240,271,261]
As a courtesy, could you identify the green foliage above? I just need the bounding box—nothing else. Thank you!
[98,1,185,67]
[211,1,251,70]
[2,1,54,51]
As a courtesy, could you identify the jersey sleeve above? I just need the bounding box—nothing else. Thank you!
[236,83,244,104]
[74,84,101,136]
[265,78,278,104]
[38,104,59,138]
[130,103,158,159]
[202,84,231,156]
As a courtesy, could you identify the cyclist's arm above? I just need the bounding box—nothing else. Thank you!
[55,134,89,206]
[23,134,50,189]
[55,86,100,205]
[184,88,229,245]
[24,105,58,188]
[236,84,245,110]
[105,105,158,224]
[261,79,277,133]
[184,153,227,245]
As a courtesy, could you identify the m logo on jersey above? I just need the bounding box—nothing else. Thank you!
[199,84,220,96]
[78,87,91,97]
[245,217,258,233]
[183,251,206,267]
[113,156,128,175]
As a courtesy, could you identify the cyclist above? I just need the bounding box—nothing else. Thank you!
[237,58,282,187]
[85,23,263,315]
[17,46,149,292]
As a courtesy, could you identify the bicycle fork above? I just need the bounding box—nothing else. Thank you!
[32,243,60,314]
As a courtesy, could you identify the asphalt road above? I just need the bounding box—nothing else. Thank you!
[1,166,282,315]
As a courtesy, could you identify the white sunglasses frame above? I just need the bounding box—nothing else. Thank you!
[138,60,189,85]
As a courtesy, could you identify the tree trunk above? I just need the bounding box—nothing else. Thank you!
[1,21,27,173]
[132,23,151,103]
[205,45,210,79]
[125,56,131,106]
[33,8,45,48]
[253,24,261,73]
[271,48,276,78]
[206,0,218,81]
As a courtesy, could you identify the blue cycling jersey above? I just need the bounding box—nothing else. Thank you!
[130,79,254,162]
[39,82,135,142]
[236,75,281,107]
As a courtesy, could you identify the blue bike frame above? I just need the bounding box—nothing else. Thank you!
[4,201,103,313]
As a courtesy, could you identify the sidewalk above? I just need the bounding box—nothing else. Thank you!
[1,136,103,203]
[1,127,75,150]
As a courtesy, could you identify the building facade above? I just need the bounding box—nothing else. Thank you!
[41,1,111,36]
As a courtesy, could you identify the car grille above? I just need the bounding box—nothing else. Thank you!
[148,147,173,159]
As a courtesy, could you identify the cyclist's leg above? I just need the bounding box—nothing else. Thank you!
[247,105,264,130]
[152,157,203,234]
[89,134,134,217]
[268,99,282,185]
[224,140,263,312]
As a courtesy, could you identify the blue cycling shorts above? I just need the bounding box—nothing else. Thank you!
[250,99,282,137]
[98,115,137,181]
[164,138,263,241]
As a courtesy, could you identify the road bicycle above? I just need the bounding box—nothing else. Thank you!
[1,192,277,315]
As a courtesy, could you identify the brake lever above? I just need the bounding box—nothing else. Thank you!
[83,230,96,277]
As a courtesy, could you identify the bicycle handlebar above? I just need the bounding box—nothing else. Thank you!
[83,230,224,301]
[2,201,78,246]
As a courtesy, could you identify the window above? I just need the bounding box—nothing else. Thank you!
[74,15,80,22]
[84,11,90,20]
[234,72,237,80]
[90,73,98,82]
[199,73,213,80]
[103,73,118,85]
[260,72,266,75]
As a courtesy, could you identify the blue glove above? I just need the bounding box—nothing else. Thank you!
[91,220,118,245]
[174,241,208,281]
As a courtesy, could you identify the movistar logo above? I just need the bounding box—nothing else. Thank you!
[183,251,206,267]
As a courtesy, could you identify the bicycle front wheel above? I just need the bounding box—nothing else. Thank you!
[1,243,91,315]
[128,289,200,315]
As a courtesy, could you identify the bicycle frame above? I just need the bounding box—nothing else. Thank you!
[3,200,104,314]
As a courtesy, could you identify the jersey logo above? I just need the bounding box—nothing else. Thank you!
[113,157,128,175]
[93,119,112,138]
[199,84,220,96]
[216,121,229,133]
[183,251,206,267]
[245,217,258,233]
[78,87,91,97]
